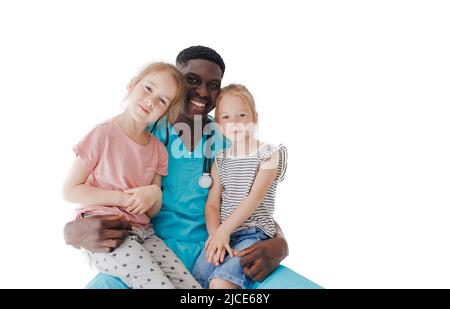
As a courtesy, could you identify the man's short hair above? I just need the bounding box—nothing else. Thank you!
[176,46,225,76]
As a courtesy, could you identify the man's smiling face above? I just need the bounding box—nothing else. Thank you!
[177,59,223,120]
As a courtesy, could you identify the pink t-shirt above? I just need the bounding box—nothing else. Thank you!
[73,119,168,228]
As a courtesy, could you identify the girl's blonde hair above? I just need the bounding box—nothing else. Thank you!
[215,84,258,123]
[128,62,185,123]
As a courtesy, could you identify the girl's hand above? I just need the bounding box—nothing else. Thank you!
[213,247,228,266]
[123,185,162,215]
[205,228,233,266]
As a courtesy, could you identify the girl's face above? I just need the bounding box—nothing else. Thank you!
[216,94,257,143]
[125,71,177,124]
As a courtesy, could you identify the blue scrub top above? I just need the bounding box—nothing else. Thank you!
[149,117,227,270]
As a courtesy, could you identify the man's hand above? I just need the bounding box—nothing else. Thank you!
[63,214,132,253]
[124,185,162,215]
[233,237,288,282]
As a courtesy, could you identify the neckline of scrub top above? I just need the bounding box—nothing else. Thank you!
[166,121,208,159]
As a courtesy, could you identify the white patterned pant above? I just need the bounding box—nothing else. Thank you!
[85,226,201,289]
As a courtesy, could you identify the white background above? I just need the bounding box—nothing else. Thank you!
[0,0,449,288]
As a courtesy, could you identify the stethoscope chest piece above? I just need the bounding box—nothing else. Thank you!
[151,117,216,190]
[198,173,212,189]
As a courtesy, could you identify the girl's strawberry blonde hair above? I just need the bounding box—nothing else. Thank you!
[128,62,185,123]
[215,84,258,123]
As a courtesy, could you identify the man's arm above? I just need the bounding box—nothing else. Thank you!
[274,220,289,257]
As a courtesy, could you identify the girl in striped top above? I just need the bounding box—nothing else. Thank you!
[192,84,287,289]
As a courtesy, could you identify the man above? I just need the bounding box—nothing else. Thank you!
[64,46,320,288]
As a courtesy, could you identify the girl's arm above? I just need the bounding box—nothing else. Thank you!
[205,161,222,235]
[145,174,163,218]
[219,151,279,235]
[63,156,129,207]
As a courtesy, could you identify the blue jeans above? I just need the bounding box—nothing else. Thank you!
[191,227,269,288]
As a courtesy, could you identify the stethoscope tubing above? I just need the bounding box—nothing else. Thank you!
[151,117,214,179]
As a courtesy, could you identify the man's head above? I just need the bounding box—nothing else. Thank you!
[176,46,225,120]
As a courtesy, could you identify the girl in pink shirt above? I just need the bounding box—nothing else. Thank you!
[63,62,201,289]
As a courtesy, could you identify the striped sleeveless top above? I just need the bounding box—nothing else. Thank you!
[215,143,288,238]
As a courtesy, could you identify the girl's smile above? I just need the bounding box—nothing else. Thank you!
[138,104,151,115]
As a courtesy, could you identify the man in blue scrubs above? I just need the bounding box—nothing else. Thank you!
[63,46,320,289]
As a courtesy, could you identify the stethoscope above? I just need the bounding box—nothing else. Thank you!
[150,118,214,189]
